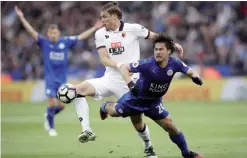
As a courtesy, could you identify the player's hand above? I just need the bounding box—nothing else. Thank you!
[192,76,203,86]
[94,20,103,29]
[174,43,184,58]
[127,81,139,96]
[15,6,24,17]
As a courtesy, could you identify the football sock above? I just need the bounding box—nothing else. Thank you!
[100,101,109,114]
[169,132,190,156]
[137,124,152,149]
[54,105,63,115]
[74,97,91,132]
[47,106,55,129]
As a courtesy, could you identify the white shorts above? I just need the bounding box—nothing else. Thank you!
[87,74,130,100]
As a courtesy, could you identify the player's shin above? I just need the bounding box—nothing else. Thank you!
[74,97,91,132]
[137,124,152,149]
[46,106,55,129]
[169,132,190,156]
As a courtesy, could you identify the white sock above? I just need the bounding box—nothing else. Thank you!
[74,97,91,132]
[138,124,152,149]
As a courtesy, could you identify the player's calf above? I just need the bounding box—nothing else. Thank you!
[154,115,201,157]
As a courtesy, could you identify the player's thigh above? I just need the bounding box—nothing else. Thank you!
[75,81,96,96]
[144,102,169,121]
[48,97,57,107]
[45,81,58,106]
[83,77,113,100]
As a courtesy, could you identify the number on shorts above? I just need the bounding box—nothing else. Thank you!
[156,103,164,114]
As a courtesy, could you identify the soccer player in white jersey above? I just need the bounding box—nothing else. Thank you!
[60,2,183,157]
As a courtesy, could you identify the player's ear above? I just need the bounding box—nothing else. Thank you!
[168,50,171,55]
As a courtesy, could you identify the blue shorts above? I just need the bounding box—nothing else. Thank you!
[45,80,64,98]
[115,93,169,120]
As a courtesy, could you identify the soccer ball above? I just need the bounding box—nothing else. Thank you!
[57,83,77,104]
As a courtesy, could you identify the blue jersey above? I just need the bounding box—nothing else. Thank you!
[115,56,189,119]
[130,56,189,100]
[37,35,78,83]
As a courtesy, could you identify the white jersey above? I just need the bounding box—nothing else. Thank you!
[95,21,150,77]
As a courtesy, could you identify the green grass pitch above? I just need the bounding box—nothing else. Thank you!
[2,99,247,158]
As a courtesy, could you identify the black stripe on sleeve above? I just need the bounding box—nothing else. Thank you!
[144,30,150,39]
[97,46,106,49]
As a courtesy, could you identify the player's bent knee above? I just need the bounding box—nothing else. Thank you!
[48,97,57,107]
[133,122,144,131]
[75,81,95,97]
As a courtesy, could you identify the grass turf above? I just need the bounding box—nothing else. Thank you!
[2,99,247,158]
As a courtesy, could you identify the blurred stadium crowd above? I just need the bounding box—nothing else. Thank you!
[1,1,247,81]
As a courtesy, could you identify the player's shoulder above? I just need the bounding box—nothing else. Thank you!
[169,56,188,67]
[169,56,181,63]
[139,57,154,65]
[123,23,143,31]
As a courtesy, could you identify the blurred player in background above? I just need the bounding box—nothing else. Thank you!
[100,33,203,158]
[60,2,183,155]
[15,6,102,136]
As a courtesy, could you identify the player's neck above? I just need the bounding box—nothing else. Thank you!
[158,58,169,68]
[109,21,121,31]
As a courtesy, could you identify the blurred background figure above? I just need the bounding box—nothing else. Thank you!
[2,1,247,81]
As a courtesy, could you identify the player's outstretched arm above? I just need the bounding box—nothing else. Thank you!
[77,20,103,40]
[119,64,138,94]
[15,6,38,41]
[147,31,184,58]
[98,47,120,68]
[118,64,132,84]
[186,69,203,86]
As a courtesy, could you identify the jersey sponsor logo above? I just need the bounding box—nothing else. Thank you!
[167,69,173,76]
[132,62,139,68]
[59,43,65,49]
[69,36,76,40]
[49,51,65,60]
[149,83,168,93]
[109,42,125,55]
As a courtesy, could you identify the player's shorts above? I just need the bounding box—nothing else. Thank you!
[87,74,133,100]
[115,92,169,120]
[45,80,64,98]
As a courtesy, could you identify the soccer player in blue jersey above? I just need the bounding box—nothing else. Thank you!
[15,6,102,136]
[99,33,203,158]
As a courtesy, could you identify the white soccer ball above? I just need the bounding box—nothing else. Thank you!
[57,83,77,104]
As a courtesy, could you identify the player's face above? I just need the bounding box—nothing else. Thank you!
[154,42,170,62]
[100,11,117,29]
[47,28,60,42]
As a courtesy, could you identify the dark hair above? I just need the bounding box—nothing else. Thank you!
[153,33,175,54]
[101,1,122,19]
[48,24,59,30]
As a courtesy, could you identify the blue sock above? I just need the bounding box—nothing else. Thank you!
[47,107,55,129]
[100,101,108,113]
[54,106,63,115]
[169,132,190,156]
